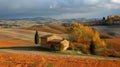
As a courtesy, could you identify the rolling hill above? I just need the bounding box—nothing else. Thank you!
[23,24,67,34]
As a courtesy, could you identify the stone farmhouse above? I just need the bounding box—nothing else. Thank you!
[40,35,69,51]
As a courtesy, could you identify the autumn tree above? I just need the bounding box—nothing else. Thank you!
[68,22,106,53]
[34,30,39,45]
[68,22,94,43]
[92,31,106,48]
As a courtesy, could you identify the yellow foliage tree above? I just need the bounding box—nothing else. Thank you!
[93,31,106,48]
[68,22,94,42]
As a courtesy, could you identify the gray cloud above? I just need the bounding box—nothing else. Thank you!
[0,0,120,19]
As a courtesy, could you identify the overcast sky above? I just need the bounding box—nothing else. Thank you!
[0,0,120,19]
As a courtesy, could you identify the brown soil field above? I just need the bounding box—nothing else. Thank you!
[23,24,67,34]
[0,29,35,43]
[0,39,31,47]
[0,28,52,45]
[0,54,119,67]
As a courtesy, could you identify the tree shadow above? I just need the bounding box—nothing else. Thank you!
[0,46,53,52]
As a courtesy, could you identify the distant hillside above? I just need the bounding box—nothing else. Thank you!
[0,18,68,28]
[92,25,120,38]
[61,18,89,23]
[0,20,38,28]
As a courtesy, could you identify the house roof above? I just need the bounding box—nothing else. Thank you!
[41,35,53,38]
[41,34,61,39]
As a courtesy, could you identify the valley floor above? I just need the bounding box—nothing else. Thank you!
[0,28,120,67]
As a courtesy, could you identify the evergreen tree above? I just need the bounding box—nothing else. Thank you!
[34,30,39,45]
[89,39,95,55]
[103,17,105,20]
[102,17,106,25]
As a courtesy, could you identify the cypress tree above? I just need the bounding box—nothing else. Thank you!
[34,30,39,45]
[89,39,95,55]
[102,17,106,25]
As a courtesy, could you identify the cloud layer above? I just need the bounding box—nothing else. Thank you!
[0,0,120,19]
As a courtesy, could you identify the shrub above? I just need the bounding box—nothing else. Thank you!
[78,45,88,54]
[71,43,89,54]
[34,30,39,45]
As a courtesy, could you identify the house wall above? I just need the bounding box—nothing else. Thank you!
[47,42,61,50]
[41,38,47,47]
[60,40,69,51]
